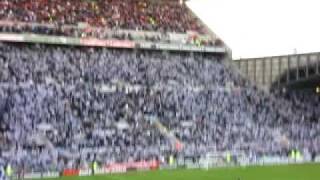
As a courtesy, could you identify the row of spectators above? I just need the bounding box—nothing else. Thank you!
[0,44,235,86]
[0,0,203,33]
[0,43,319,172]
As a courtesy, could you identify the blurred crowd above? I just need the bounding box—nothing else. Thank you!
[0,0,203,33]
[276,89,320,123]
[0,43,319,172]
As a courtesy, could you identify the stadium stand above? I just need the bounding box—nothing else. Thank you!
[0,1,319,179]
[0,0,203,33]
[0,43,319,174]
[275,89,320,123]
[0,0,220,51]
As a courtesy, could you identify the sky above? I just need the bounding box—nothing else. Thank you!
[187,0,320,59]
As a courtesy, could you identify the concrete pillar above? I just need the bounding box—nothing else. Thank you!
[253,59,257,83]
[278,57,281,86]
[306,54,310,78]
[246,60,249,77]
[286,56,290,83]
[270,58,273,86]
[296,55,300,80]
[262,59,266,85]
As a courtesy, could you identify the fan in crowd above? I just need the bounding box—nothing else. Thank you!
[0,43,319,173]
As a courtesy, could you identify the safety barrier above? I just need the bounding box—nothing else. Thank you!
[9,157,320,179]
[0,33,226,53]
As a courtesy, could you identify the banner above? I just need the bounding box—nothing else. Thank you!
[24,172,42,179]
[94,160,160,175]
[124,160,159,171]
[106,164,127,173]
[0,34,24,42]
[80,39,135,48]
[258,156,290,165]
[138,41,226,53]
[94,168,109,175]
[62,169,79,176]
[42,172,60,178]
[79,169,92,176]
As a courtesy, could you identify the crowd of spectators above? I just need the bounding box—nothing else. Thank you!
[275,89,320,123]
[0,43,319,173]
[0,0,203,33]
[0,22,137,40]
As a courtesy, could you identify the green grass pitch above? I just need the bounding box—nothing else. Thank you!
[44,163,320,180]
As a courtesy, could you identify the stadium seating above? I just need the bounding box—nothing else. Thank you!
[275,89,320,123]
[0,43,319,173]
[0,0,203,33]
